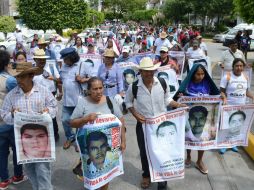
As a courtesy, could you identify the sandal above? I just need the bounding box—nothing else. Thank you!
[185,159,192,168]
[141,177,150,189]
[63,140,72,149]
[195,162,208,174]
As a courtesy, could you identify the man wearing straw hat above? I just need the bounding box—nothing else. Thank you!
[33,49,62,141]
[125,57,186,190]
[153,31,171,55]
[1,62,57,190]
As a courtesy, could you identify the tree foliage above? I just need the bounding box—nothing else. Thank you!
[18,0,89,34]
[0,16,16,33]
[87,9,105,27]
[234,0,254,24]
[130,10,158,22]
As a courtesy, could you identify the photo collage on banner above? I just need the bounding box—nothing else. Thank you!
[178,96,221,150]
[14,112,55,165]
[51,42,66,61]
[76,114,124,190]
[79,54,103,77]
[156,65,179,97]
[168,51,185,80]
[143,108,187,182]
[130,51,155,65]
[217,104,254,148]
[188,57,212,77]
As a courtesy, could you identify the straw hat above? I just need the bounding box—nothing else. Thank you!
[137,57,160,71]
[38,38,49,45]
[160,31,168,38]
[104,48,115,58]
[119,30,125,34]
[13,62,42,77]
[33,49,50,59]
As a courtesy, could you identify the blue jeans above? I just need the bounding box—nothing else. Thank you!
[0,128,23,181]
[61,106,75,141]
[24,162,53,190]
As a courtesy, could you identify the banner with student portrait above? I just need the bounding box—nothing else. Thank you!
[188,57,212,77]
[129,51,155,64]
[118,61,138,91]
[178,96,221,150]
[76,114,124,190]
[143,108,187,182]
[217,104,254,148]
[156,65,179,97]
[51,43,66,61]
[79,54,103,77]
[14,112,55,165]
[168,51,185,80]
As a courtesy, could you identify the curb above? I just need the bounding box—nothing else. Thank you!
[244,132,254,160]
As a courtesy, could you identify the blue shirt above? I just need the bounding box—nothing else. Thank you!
[97,63,123,97]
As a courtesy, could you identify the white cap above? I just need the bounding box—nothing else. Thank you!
[122,46,130,53]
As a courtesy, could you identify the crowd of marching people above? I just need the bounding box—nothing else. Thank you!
[0,23,253,190]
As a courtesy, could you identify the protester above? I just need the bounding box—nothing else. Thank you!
[219,58,254,154]
[37,38,57,61]
[66,31,78,48]
[116,46,131,62]
[12,42,26,61]
[186,40,206,59]
[234,30,242,50]
[0,50,27,190]
[94,28,105,51]
[125,57,186,190]
[97,48,124,97]
[30,34,39,49]
[33,49,62,141]
[219,39,245,70]
[133,35,142,54]
[173,64,220,174]
[70,77,126,190]
[59,48,87,150]
[73,37,87,54]
[139,41,148,53]
[153,31,171,55]
[196,35,208,56]
[1,62,57,190]
[15,52,27,63]
[240,30,251,60]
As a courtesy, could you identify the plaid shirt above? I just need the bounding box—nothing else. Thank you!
[0,83,57,125]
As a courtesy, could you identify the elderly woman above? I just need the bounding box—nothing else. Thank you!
[97,48,124,97]
[70,77,126,190]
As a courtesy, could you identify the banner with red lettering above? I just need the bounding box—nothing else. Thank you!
[217,104,254,148]
[178,96,221,150]
[76,114,124,190]
[168,51,185,80]
[143,108,187,182]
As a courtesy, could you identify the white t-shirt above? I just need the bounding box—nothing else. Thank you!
[200,42,208,52]
[154,38,171,55]
[220,49,245,70]
[220,72,249,105]
[187,47,206,59]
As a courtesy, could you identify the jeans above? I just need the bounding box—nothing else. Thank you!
[61,106,75,141]
[0,128,23,181]
[136,122,150,177]
[24,162,53,190]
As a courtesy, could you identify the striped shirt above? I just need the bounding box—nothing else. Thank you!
[0,83,57,125]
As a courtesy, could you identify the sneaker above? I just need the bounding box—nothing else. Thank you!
[0,179,12,190]
[11,175,28,185]
[231,147,238,152]
[219,148,227,154]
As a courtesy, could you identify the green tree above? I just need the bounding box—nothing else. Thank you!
[234,0,254,24]
[18,0,89,34]
[130,10,158,22]
[87,9,105,27]
[0,16,16,34]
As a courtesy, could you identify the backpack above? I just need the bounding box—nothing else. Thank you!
[132,77,167,99]
[106,96,114,114]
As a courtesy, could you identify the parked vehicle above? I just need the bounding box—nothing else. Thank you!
[213,30,228,43]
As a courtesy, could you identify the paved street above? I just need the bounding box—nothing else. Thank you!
[7,42,254,190]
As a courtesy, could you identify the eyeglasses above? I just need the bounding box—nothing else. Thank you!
[105,70,109,80]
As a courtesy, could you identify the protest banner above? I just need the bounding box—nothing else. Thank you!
[178,96,221,150]
[168,51,185,80]
[51,43,66,61]
[143,108,187,182]
[188,57,212,77]
[79,54,103,77]
[129,51,155,64]
[14,112,55,165]
[156,65,179,97]
[118,61,138,91]
[76,114,124,190]
[217,104,254,148]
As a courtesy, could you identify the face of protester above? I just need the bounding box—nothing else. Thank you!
[89,80,104,103]
[16,74,34,90]
[230,43,238,52]
[193,67,205,83]
[107,40,113,48]
[88,138,108,169]
[122,52,129,58]
[140,70,155,82]
[103,56,114,65]
[21,129,48,158]
[233,61,244,76]
[189,111,207,137]
[63,57,74,66]
[16,43,22,49]
[160,51,168,59]
[229,114,244,134]
[87,46,95,53]
[16,54,26,63]
[125,73,135,84]
[76,37,82,47]
[34,58,46,69]
[38,43,47,50]
[193,44,198,50]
